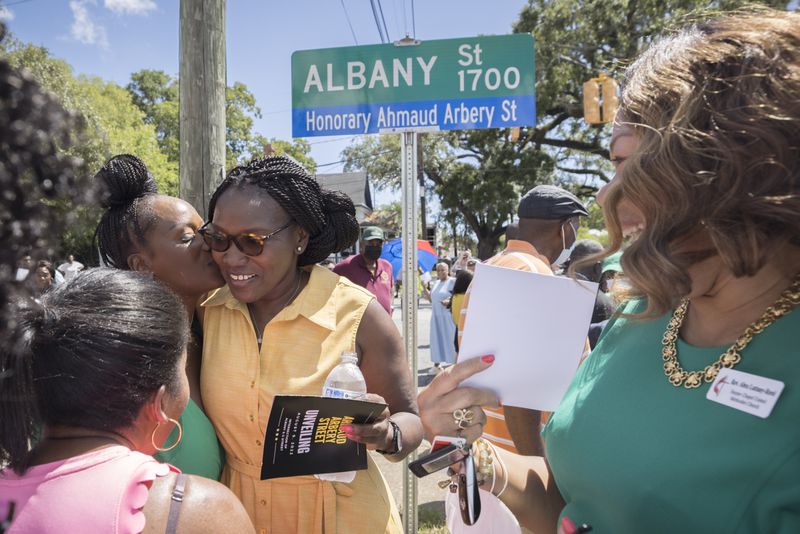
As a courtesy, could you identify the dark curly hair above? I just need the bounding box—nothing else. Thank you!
[93,154,159,268]
[1,269,188,474]
[208,155,359,265]
[0,22,99,473]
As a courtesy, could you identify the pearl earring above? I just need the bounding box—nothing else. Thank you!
[297,246,303,252]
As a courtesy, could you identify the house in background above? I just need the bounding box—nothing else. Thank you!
[314,171,373,259]
[314,171,373,223]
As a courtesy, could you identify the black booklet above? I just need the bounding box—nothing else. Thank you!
[260,395,387,480]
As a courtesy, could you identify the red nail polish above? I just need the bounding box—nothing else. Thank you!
[561,517,577,534]
[341,425,352,433]
[481,355,495,364]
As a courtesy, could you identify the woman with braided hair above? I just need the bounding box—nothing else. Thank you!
[94,153,226,481]
[199,155,422,533]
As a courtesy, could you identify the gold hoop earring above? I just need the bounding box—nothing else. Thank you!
[151,417,183,452]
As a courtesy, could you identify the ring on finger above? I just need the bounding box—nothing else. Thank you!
[452,408,475,429]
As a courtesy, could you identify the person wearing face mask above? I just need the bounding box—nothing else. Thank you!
[457,185,589,458]
[443,185,589,533]
[334,226,394,314]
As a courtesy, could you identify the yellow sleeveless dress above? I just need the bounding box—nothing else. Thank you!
[201,265,402,534]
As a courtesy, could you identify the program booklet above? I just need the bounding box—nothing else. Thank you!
[260,395,387,480]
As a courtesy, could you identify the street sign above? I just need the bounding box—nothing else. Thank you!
[292,34,536,137]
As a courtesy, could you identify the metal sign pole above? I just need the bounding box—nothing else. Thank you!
[400,130,419,534]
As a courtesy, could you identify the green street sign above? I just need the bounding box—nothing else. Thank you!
[291,34,535,136]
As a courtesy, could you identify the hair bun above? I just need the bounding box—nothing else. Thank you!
[95,154,157,210]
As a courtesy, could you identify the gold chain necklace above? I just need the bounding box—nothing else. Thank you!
[662,273,800,389]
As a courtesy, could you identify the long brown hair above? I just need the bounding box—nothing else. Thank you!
[603,8,800,316]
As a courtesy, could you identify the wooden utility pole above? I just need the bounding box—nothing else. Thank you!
[179,0,227,218]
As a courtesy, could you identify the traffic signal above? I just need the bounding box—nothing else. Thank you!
[583,80,601,125]
[601,76,619,123]
[583,73,618,125]
[425,226,436,247]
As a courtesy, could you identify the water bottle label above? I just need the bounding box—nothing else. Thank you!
[323,387,363,400]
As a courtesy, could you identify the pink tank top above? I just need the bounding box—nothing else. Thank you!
[0,445,175,533]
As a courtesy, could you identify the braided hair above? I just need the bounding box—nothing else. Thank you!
[93,154,159,268]
[208,155,359,266]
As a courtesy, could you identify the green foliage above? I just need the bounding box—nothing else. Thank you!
[127,69,180,162]
[512,0,789,186]
[79,77,177,194]
[365,201,402,237]
[1,38,177,261]
[267,137,316,173]
[126,70,313,171]
[342,1,789,258]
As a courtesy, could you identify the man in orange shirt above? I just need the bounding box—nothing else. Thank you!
[458,185,589,455]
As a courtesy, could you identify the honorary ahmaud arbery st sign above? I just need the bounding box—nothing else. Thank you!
[291,34,536,137]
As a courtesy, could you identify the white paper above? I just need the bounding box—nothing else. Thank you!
[459,262,598,411]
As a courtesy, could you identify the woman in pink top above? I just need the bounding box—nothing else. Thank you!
[0,269,254,534]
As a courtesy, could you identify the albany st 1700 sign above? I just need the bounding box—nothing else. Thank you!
[291,34,535,137]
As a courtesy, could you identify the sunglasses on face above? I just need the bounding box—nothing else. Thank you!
[198,220,293,256]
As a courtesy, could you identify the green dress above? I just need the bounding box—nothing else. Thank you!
[155,398,225,480]
[543,299,800,533]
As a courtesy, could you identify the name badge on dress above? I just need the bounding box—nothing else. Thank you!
[706,368,784,418]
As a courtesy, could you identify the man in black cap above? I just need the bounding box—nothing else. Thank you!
[457,184,589,457]
[516,184,590,267]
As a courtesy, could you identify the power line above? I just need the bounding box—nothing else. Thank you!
[369,0,387,43]
[377,0,391,42]
[0,0,35,7]
[339,0,359,45]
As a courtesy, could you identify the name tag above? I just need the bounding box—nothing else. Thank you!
[707,368,784,418]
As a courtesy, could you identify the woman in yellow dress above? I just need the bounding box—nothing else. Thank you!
[198,155,422,533]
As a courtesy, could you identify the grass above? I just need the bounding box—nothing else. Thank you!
[417,504,448,534]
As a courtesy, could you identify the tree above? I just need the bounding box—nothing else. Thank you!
[364,201,402,238]
[126,70,315,171]
[2,38,179,262]
[343,1,789,258]
[512,0,788,186]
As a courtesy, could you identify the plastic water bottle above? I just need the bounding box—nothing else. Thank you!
[316,352,366,483]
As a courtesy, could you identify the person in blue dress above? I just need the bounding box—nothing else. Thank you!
[424,262,456,368]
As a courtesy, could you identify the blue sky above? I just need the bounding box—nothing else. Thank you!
[1,0,527,202]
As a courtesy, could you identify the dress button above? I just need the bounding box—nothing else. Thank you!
[261,499,267,506]
[250,381,255,388]
[256,439,262,446]
[249,414,255,422]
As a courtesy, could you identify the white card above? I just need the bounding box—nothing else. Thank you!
[459,262,597,411]
[706,368,784,418]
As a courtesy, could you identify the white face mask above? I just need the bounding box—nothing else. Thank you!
[553,221,578,267]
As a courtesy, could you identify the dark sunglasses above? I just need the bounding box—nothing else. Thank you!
[198,220,293,256]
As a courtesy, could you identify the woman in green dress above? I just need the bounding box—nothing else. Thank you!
[418,9,800,534]
[94,154,225,480]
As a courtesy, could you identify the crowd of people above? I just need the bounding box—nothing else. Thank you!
[2,7,799,534]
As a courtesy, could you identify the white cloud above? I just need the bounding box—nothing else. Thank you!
[69,0,109,49]
[0,6,15,21]
[104,0,157,15]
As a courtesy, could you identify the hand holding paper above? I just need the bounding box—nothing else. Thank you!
[459,263,597,411]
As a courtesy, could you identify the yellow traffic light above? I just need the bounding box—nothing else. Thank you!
[601,76,619,123]
[583,80,601,125]
[583,73,618,125]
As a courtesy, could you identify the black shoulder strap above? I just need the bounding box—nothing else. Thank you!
[165,473,188,534]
